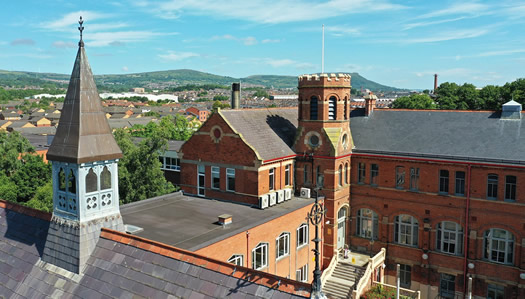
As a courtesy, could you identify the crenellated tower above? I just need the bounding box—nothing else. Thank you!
[293,73,352,267]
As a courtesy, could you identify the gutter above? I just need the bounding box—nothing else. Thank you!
[463,164,471,298]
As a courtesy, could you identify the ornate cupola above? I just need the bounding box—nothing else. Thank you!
[43,17,124,273]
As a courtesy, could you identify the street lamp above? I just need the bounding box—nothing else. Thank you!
[308,187,326,299]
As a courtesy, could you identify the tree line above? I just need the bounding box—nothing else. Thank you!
[391,78,525,110]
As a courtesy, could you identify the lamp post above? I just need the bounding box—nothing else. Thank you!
[309,187,326,299]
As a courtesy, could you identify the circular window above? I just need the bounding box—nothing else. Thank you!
[309,135,320,147]
[342,134,348,147]
[213,128,221,139]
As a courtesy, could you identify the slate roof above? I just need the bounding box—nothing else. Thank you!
[220,108,298,161]
[47,45,123,164]
[350,109,525,164]
[0,200,310,298]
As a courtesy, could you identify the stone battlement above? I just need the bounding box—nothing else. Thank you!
[298,73,351,87]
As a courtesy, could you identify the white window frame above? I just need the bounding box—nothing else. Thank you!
[227,254,243,267]
[504,175,516,201]
[211,166,220,190]
[439,273,455,299]
[399,264,411,288]
[296,264,308,282]
[285,164,291,186]
[487,174,498,200]
[276,232,290,260]
[394,214,419,247]
[269,167,275,190]
[484,228,514,264]
[487,284,505,299]
[297,223,309,248]
[226,168,235,192]
[252,242,268,270]
[437,221,463,256]
[161,157,180,172]
[357,208,378,240]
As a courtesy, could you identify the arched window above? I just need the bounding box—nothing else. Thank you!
[357,209,378,239]
[310,96,318,120]
[68,169,76,194]
[338,165,343,186]
[328,96,337,120]
[345,163,349,184]
[58,168,66,191]
[276,232,290,259]
[344,97,348,120]
[101,166,112,190]
[252,242,268,270]
[484,228,514,264]
[394,215,419,246]
[437,221,463,255]
[338,206,347,220]
[297,223,308,248]
[86,168,98,193]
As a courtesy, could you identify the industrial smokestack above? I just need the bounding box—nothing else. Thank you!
[434,74,438,94]
[231,83,240,109]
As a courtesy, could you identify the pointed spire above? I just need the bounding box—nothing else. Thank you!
[47,19,122,164]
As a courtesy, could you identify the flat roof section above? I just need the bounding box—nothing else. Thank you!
[120,192,313,251]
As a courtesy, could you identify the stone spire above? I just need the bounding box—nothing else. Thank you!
[46,17,122,163]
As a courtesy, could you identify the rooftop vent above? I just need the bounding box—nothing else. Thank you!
[124,224,144,235]
[501,100,522,119]
[218,214,233,226]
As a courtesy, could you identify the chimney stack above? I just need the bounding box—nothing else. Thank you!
[434,74,438,93]
[364,92,377,116]
[231,83,240,109]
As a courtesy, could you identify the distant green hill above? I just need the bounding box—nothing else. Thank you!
[0,69,400,92]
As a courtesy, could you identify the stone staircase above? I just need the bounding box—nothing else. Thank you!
[323,262,366,299]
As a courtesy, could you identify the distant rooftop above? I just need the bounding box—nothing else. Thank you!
[121,192,313,251]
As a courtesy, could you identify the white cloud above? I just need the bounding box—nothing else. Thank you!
[40,11,112,32]
[52,41,76,48]
[154,0,406,24]
[11,39,35,46]
[86,31,172,47]
[416,68,472,78]
[477,49,525,57]
[158,51,199,61]
[415,2,489,20]
[403,28,490,44]
[122,66,129,71]
[264,58,314,69]
[403,16,468,30]
[325,25,360,37]
[211,34,257,46]
[261,39,281,44]
[242,37,257,46]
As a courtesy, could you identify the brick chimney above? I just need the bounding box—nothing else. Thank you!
[434,74,438,93]
[364,92,377,116]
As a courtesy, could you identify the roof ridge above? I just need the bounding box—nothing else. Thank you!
[0,199,52,221]
[100,228,311,297]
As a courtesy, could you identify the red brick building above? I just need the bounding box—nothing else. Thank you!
[179,73,524,298]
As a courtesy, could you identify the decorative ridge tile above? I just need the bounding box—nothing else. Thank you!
[100,228,312,297]
[0,199,52,221]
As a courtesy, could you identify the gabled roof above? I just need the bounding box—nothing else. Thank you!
[220,108,298,161]
[350,109,525,164]
[0,200,310,298]
[46,45,122,163]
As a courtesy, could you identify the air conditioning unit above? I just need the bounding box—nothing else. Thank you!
[277,190,285,203]
[269,192,277,206]
[284,189,292,200]
[300,188,311,199]
[259,195,269,209]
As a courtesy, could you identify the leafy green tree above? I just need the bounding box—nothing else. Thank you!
[212,100,230,110]
[479,85,502,110]
[213,95,229,101]
[253,89,269,98]
[391,94,436,109]
[0,174,17,202]
[435,82,459,110]
[0,131,34,177]
[24,181,53,212]
[10,154,51,202]
[457,83,480,110]
[114,129,175,204]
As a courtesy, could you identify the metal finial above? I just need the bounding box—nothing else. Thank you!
[78,16,84,47]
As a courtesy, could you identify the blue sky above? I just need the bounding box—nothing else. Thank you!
[0,0,524,89]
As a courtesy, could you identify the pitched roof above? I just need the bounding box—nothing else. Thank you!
[219,108,298,161]
[350,109,525,164]
[0,201,310,298]
[46,45,122,164]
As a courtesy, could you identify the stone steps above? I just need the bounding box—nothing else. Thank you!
[322,262,367,299]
